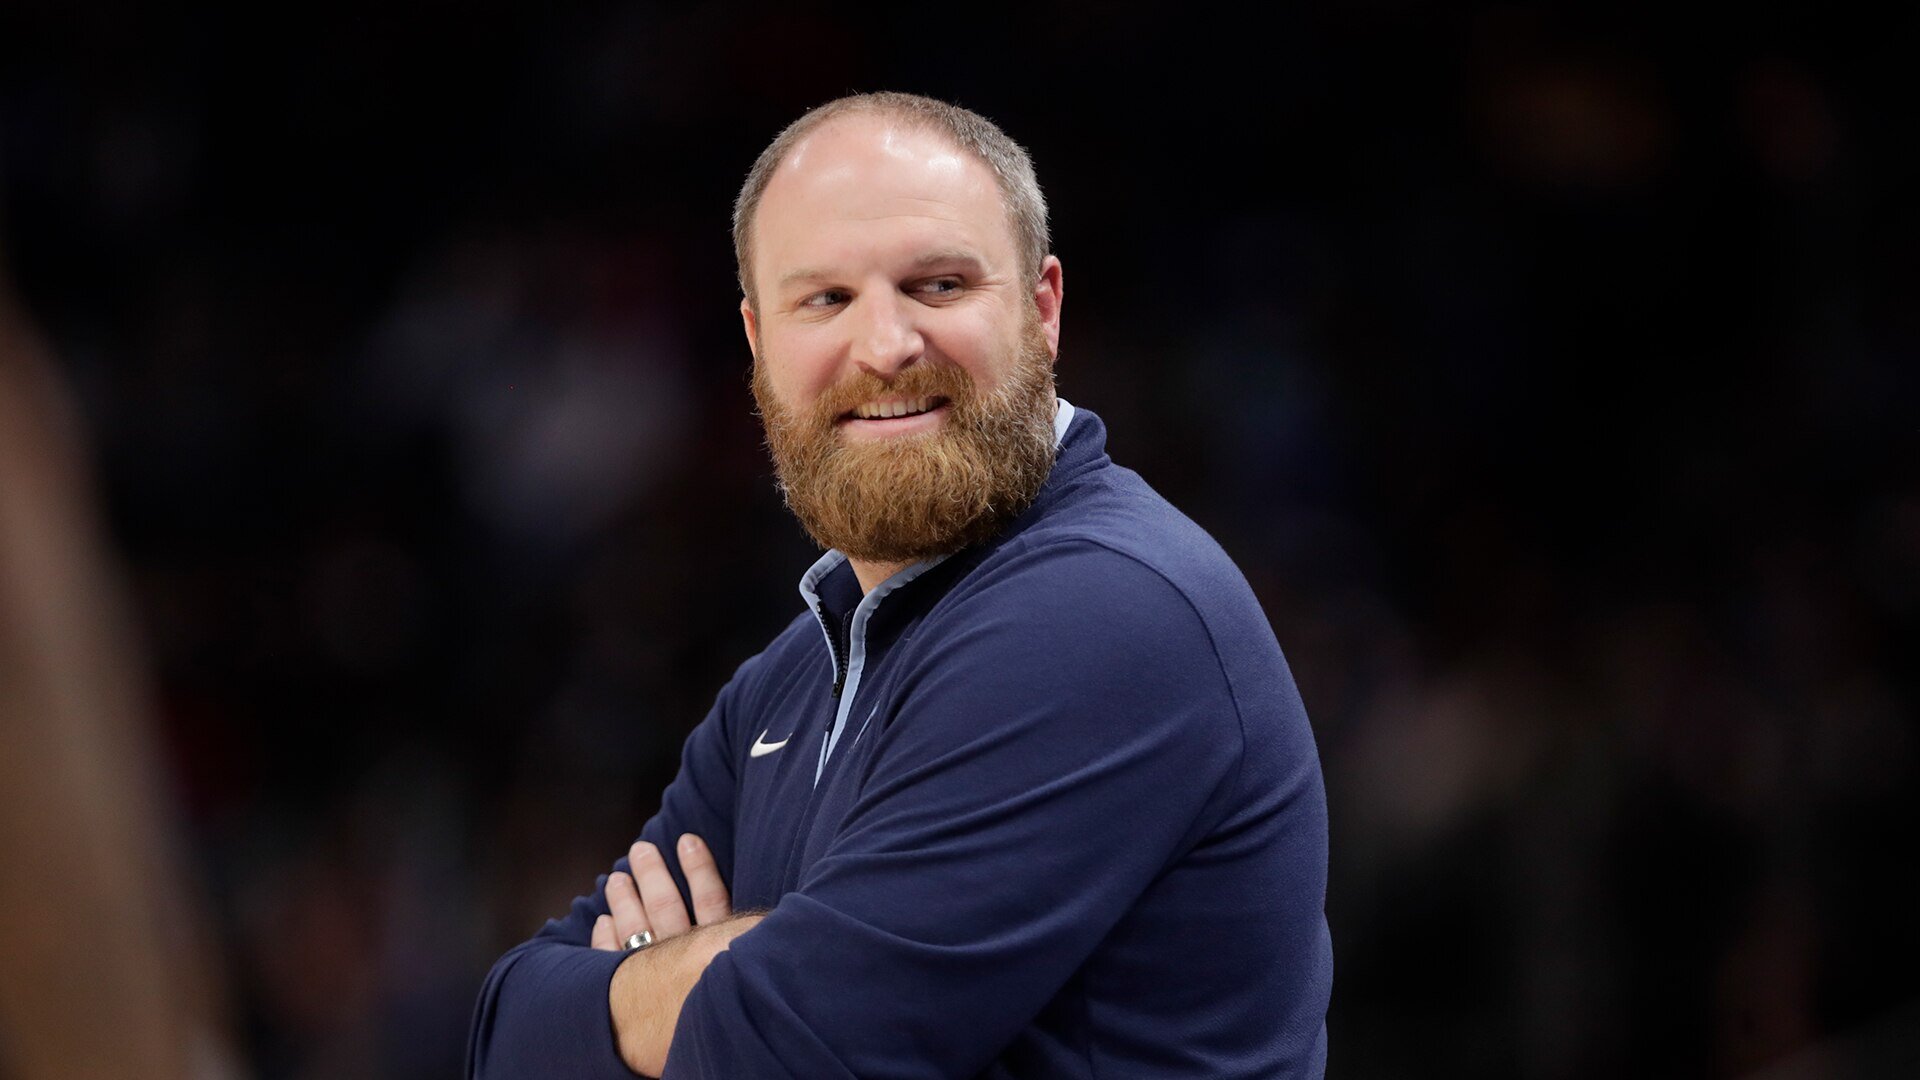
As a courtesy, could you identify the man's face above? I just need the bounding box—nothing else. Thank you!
[742,115,1065,563]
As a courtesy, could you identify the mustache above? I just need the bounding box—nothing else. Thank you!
[809,361,976,421]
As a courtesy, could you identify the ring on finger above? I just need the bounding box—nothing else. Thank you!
[623,930,656,953]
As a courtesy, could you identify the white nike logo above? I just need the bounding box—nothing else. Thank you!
[750,729,791,758]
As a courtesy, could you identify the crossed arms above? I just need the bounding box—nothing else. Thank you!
[467,545,1259,1079]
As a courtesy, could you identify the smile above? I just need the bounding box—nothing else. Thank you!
[843,395,948,421]
[835,397,954,439]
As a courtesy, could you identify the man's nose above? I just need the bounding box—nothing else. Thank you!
[848,291,923,376]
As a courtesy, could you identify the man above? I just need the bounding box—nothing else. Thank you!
[468,92,1332,1079]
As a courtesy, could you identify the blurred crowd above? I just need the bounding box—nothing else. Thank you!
[1,3,1913,1078]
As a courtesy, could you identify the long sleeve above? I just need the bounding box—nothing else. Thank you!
[467,657,754,1080]
[663,542,1270,1079]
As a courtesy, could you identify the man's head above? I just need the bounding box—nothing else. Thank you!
[736,94,1065,564]
[733,93,1050,315]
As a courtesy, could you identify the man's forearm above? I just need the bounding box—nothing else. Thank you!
[610,913,763,1077]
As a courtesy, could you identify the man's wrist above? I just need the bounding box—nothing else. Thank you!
[609,914,764,1077]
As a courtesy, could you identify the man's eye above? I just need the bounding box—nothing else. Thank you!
[803,290,849,309]
[918,278,963,297]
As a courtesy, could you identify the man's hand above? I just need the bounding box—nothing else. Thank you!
[589,833,760,1077]
[590,833,732,952]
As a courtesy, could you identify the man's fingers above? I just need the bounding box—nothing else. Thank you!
[591,913,617,952]
[678,834,732,925]
[605,870,651,945]
[628,840,692,939]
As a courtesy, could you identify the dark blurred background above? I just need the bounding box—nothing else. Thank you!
[1,2,1915,1077]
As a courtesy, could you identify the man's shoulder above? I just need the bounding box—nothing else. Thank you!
[723,609,822,702]
[934,508,1250,682]
[762,608,822,666]
[996,461,1259,625]
[942,461,1298,720]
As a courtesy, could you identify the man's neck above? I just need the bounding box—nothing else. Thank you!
[849,558,911,595]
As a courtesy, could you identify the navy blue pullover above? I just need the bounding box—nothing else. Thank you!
[468,405,1332,1078]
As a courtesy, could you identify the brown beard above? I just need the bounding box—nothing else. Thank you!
[752,309,1058,563]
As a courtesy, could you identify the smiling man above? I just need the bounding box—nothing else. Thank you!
[468,92,1333,1079]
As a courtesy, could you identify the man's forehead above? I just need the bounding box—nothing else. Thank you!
[755,115,1014,283]
[762,118,1001,231]
[784,115,975,179]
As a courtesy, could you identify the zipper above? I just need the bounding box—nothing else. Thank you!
[817,607,854,700]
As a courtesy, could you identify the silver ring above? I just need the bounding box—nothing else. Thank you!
[623,930,655,953]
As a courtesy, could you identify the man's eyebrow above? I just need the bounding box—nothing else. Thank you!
[776,249,989,291]
[907,248,987,272]
[777,266,837,290]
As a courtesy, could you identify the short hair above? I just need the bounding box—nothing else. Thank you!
[732,92,1050,311]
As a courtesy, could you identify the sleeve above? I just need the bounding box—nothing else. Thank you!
[662,543,1248,1079]
[466,654,757,1080]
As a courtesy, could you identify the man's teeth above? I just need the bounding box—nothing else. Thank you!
[853,396,935,420]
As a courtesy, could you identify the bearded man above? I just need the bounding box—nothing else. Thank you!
[468,92,1333,1079]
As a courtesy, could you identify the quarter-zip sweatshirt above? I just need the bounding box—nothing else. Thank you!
[467,404,1333,1079]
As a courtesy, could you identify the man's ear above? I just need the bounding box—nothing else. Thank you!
[1032,255,1064,358]
[739,298,760,361]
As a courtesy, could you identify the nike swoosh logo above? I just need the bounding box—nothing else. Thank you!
[750,729,791,758]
